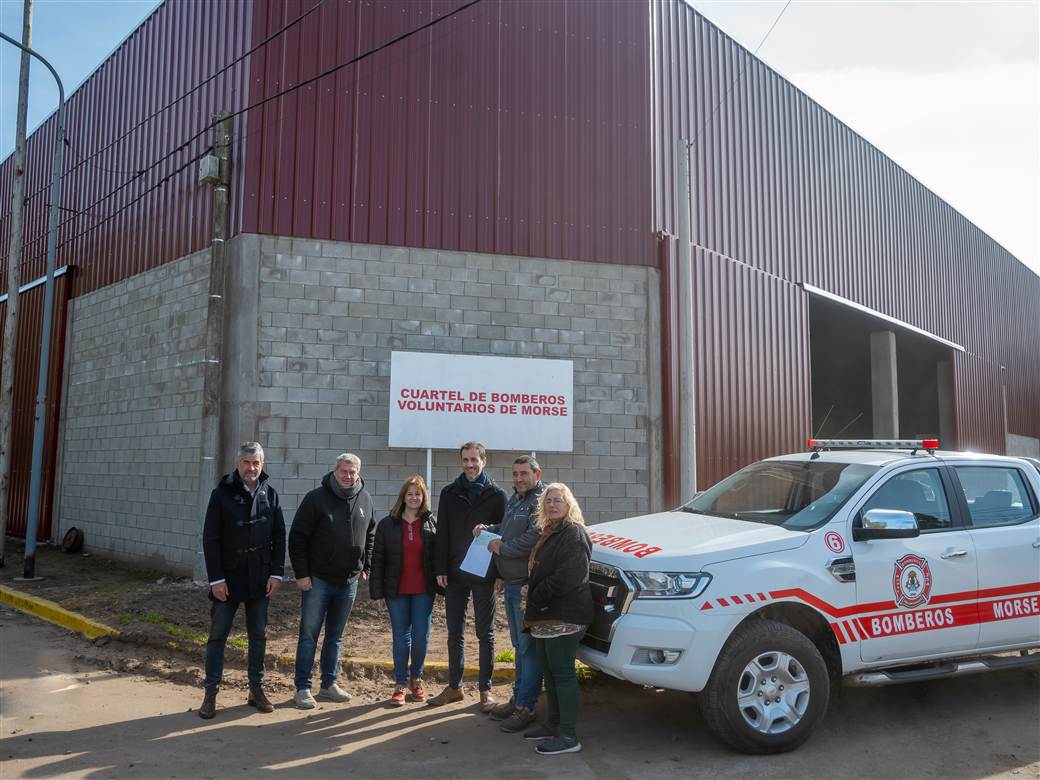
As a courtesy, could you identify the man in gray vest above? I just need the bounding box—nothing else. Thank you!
[474,454,545,731]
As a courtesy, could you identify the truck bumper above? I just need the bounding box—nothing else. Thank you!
[577,602,735,692]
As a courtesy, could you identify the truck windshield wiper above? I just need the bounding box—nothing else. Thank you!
[693,509,740,520]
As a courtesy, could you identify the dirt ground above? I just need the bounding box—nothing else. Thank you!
[1,543,514,701]
[4,604,1039,780]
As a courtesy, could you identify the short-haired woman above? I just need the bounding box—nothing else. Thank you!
[370,475,438,705]
[521,482,594,755]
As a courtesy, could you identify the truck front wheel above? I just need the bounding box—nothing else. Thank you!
[699,619,830,754]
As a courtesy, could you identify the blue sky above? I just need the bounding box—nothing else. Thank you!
[1,0,1037,274]
[0,0,159,155]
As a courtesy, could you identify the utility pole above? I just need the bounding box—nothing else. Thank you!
[195,112,231,580]
[0,0,34,569]
[0,29,66,580]
[676,138,697,502]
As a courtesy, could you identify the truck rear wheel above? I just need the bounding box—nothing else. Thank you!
[699,619,830,754]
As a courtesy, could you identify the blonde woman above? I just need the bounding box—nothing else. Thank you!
[520,483,594,755]
[370,476,438,705]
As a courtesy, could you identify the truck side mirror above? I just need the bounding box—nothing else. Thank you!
[852,508,920,541]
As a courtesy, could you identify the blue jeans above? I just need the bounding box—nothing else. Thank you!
[294,576,358,691]
[505,582,542,709]
[204,596,268,692]
[385,592,435,686]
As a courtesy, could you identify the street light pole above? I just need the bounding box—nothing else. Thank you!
[0,30,65,580]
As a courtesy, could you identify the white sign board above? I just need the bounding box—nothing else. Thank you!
[388,352,573,452]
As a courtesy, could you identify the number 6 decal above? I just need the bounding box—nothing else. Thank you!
[824,531,846,554]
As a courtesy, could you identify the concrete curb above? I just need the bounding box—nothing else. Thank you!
[0,585,121,640]
[0,583,516,682]
[129,640,515,682]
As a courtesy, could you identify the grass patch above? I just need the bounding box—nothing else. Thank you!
[119,614,132,626]
[494,648,515,663]
[141,612,208,644]
[228,637,248,649]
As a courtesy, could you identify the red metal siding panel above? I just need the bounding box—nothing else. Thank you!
[0,0,255,539]
[0,278,69,540]
[0,0,254,301]
[686,248,810,488]
[651,0,1040,473]
[239,0,655,267]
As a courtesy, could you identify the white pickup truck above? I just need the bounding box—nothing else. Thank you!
[577,440,1040,753]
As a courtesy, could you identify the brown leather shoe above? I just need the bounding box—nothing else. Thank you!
[247,685,274,713]
[198,689,217,719]
[489,696,515,720]
[426,685,464,707]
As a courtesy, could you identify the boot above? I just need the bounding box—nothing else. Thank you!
[247,685,274,713]
[198,689,217,719]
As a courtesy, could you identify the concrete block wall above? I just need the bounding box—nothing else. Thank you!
[254,237,659,527]
[1007,433,1040,458]
[55,250,211,574]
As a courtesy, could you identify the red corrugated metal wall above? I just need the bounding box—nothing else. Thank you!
[658,237,811,497]
[691,247,811,487]
[1,0,1036,532]
[239,0,655,266]
[0,0,253,297]
[651,0,1040,487]
[0,278,69,538]
[0,0,254,538]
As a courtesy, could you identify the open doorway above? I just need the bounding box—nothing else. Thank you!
[808,294,956,446]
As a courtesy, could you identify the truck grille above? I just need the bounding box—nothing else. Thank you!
[582,561,634,653]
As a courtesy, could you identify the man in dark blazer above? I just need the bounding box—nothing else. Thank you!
[199,442,285,719]
[427,441,507,711]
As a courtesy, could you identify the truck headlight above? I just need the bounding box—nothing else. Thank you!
[625,571,712,599]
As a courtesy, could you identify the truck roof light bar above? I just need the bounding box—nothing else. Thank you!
[808,438,939,454]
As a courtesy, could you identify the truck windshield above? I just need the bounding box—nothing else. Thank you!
[681,461,879,531]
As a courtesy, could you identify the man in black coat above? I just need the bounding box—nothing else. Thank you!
[288,453,375,708]
[427,441,507,710]
[200,442,285,719]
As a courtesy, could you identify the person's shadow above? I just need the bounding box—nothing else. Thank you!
[5,691,551,779]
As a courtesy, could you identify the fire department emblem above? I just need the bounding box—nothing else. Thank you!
[892,554,932,608]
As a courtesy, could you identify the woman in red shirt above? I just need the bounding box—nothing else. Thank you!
[370,476,438,705]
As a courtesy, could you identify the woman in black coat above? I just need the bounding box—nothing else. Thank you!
[522,482,594,755]
[369,475,437,705]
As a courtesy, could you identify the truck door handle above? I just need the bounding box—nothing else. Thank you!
[940,549,968,559]
[1033,540,1040,549]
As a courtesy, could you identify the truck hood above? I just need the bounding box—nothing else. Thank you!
[587,511,808,570]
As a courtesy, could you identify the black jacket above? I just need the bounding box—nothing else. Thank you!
[435,474,507,585]
[288,473,376,585]
[202,470,286,602]
[369,511,438,600]
[524,522,594,627]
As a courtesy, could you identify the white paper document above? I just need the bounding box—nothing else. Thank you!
[459,530,502,577]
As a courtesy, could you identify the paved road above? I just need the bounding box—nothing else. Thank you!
[1,605,1038,779]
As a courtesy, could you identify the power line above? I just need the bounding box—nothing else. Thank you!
[25,0,484,262]
[31,0,329,190]
[688,0,793,150]
[11,145,212,268]
[178,0,485,169]
[2,0,475,237]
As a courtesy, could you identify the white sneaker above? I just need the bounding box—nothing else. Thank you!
[318,683,352,703]
[294,689,317,709]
